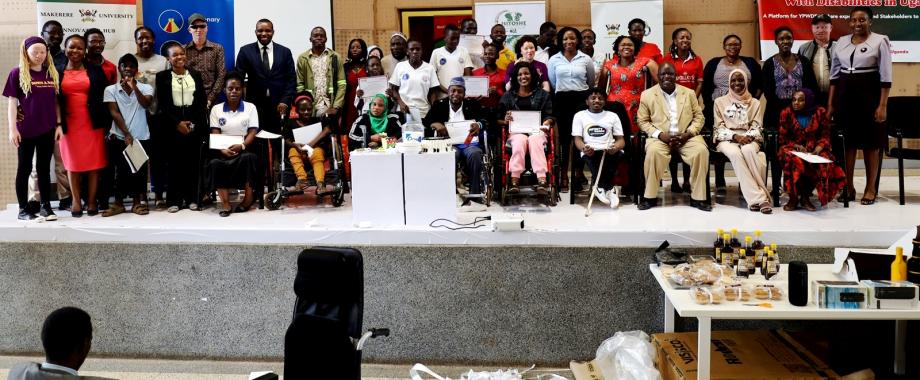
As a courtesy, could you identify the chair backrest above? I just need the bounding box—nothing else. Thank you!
[887,96,920,139]
[292,246,364,337]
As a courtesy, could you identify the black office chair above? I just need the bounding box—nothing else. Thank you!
[886,96,920,205]
[283,247,388,380]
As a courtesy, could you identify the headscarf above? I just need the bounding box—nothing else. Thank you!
[792,88,817,117]
[367,93,389,134]
[24,36,46,50]
[368,45,383,60]
[726,69,753,105]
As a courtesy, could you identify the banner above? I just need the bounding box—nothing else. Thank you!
[474,1,546,36]
[142,0,235,70]
[590,0,663,62]
[233,0,333,59]
[37,0,137,62]
[757,3,920,62]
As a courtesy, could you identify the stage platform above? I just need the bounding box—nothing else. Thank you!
[1,176,917,247]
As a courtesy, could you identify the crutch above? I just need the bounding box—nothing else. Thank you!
[585,132,614,217]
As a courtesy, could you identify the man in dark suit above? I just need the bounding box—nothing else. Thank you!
[6,307,95,380]
[235,19,296,205]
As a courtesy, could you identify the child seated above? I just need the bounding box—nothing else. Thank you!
[284,94,332,194]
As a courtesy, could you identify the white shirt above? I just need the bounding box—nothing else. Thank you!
[652,87,680,139]
[547,50,596,92]
[259,41,274,69]
[171,71,195,107]
[389,61,440,117]
[104,82,154,140]
[448,102,465,122]
[430,46,473,92]
[572,110,623,156]
[41,363,78,376]
[534,47,551,64]
[209,101,260,136]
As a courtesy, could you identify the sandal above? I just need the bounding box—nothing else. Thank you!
[132,202,149,215]
[233,201,254,213]
[219,209,232,217]
[837,191,856,203]
[783,199,799,212]
[759,202,773,214]
[102,204,125,217]
[508,179,520,194]
[860,197,876,205]
[155,199,168,211]
[167,205,180,213]
[749,204,761,212]
[316,182,325,196]
[535,179,548,196]
[86,208,99,216]
[801,197,817,211]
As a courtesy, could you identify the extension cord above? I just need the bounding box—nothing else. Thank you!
[491,214,524,231]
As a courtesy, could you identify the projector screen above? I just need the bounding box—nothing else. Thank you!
[233,0,333,59]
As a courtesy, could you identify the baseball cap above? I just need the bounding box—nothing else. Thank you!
[189,13,207,25]
[812,14,832,24]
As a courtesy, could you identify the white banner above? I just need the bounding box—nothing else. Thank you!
[37,0,137,62]
[590,0,663,62]
[474,1,546,37]
[233,0,334,58]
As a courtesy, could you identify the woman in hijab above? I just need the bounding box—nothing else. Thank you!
[347,93,402,150]
[713,69,772,213]
[778,88,845,211]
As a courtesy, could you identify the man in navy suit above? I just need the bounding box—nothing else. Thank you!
[235,19,296,205]
[235,19,296,133]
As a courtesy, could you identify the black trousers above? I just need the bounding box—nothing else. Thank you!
[107,137,150,200]
[16,130,54,209]
[554,90,589,178]
[166,133,203,207]
[584,150,621,191]
[148,113,168,197]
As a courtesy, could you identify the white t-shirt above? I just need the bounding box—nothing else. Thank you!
[430,46,473,92]
[572,110,623,155]
[209,101,260,136]
[389,61,440,117]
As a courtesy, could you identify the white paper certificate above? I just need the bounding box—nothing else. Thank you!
[463,76,489,98]
[509,111,542,134]
[446,121,475,145]
[209,134,244,150]
[293,122,323,145]
[790,151,833,164]
[358,75,389,97]
[459,35,485,55]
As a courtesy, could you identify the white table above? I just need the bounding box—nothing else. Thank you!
[649,264,920,380]
[403,151,456,226]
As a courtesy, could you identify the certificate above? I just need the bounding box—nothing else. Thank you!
[509,111,542,134]
[790,151,833,164]
[209,134,244,150]
[459,35,485,55]
[293,122,323,145]
[358,75,389,98]
[122,140,149,174]
[446,120,476,145]
[463,76,489,98]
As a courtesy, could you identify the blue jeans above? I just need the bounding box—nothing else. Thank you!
[456,145,483,198]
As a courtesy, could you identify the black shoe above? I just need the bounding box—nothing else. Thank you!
[18,209,37,220]
[690,200,713,212]
[670,183,683,193]
[27,200,40,214]
[86,208,99,216]
[715,186,727,195]
[682,183,692,193]
[637,197,658,210]
[58,197,72,211]
[39,204,57,221]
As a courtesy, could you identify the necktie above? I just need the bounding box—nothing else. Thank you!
[262,45,270,72]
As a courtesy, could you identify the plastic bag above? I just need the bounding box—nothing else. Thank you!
[410,364,565,380]
[595,331,661,380]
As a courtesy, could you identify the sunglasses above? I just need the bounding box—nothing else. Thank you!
[190,24,207,30]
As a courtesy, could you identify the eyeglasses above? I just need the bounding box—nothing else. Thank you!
[190,24,207,30]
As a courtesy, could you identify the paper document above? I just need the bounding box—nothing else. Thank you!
[359,75,389,98]
[790,151,833,164]
[209,134,244,150]
[459,35,485,55]
[445,121,475,145]
[509,111,542,134]
[255,130,281,139]
[463,76,489,98]
[293,122,323,145]
[122,140,148,174]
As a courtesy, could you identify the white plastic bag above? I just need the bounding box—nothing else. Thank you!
[410,364,566,380]
[594,331,661,380]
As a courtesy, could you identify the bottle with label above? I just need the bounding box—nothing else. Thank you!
[714,229,725,261]
[892,246,908,281]
[721,233,734,268]
[760,247,771,276]
[907,226,920,284]
[730,229,741,249]
[765,250,778,280]
[770,243,780,265]
[736,249,749,277]
[752,230,766,272]
[744,236,756,275]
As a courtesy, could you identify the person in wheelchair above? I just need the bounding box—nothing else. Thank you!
[497,61,554,195]
[283,94,334,195]
[348,93,402,150]
[422,77,487,212]
[207,71,259,217]
[573,88,626,208]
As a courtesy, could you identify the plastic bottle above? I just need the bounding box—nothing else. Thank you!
[892,246,907,281]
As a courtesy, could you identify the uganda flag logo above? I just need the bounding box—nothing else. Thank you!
[158,9,184,34]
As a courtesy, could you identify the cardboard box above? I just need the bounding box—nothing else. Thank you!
[652,330,838,380]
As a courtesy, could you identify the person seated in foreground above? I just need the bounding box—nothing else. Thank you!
[348,93,402,150]
[207,72,259,217]
[7,307,93,380]
[423,77,487,212]
[284,94,333,195]
[637,62,710,211]
[572,88,626,208]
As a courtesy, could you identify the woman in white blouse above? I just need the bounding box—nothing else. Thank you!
[206,72,259,217]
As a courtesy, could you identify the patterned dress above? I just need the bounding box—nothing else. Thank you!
[604,56,650,133]
[778,107,845,205]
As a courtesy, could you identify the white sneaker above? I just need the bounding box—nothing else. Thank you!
[594,187,610,205]
[459,201,488,212]
[608,187,620,209]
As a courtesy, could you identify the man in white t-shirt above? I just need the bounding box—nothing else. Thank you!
[572,88,625,207]
[430,24,473,99]
[389,39,440,119]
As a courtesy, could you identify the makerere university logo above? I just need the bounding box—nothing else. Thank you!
[79,9,97,23]
[158,9,184,34]
[605,23,621,37]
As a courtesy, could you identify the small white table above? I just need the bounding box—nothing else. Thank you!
[649,264,920,380]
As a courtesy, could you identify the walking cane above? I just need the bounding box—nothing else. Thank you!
[585,132,614,217]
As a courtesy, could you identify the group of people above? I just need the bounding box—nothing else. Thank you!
[5,6,892,219]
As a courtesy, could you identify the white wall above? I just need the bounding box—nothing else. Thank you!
[233,0,333,58]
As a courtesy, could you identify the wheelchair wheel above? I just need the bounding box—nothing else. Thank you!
[331,186,345,207]
[265,191,283,210]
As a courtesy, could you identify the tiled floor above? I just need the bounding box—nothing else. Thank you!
[0,356,572,380]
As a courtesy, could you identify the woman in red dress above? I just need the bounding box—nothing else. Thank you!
[56,35,110,217]
[778,89,845,211]
[598,36,658,134]
[343,39,368,133]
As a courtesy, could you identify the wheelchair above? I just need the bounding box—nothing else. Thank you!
[498,123,561,206]
[453,128,496,207]
[264,114,347,209]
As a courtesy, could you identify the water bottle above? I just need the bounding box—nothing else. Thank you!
[402,122,424,144]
